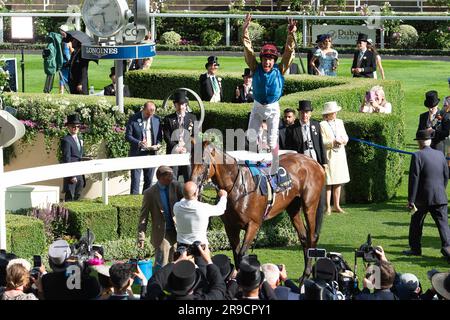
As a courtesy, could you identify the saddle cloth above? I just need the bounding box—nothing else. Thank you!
[244,160,292,196]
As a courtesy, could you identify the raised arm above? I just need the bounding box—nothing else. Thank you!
[279,18,297,75]
[242,13,258,72]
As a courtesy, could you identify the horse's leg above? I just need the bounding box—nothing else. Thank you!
[238,222,260,264]
[224,221,242,268]
[299,192,319,284]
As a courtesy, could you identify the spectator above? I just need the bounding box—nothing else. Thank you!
[421,270,450,300]
[58,24,73,94]
[125,101,162,194]
[163,91,197,182]
[0,251,17,288]
[40,239,100,300]
[67,34,90,94]
[128,33,153,71]
[304,257,342,300]
[137,166,183,269]
[236,255,276,300]
[173,181,227,270]
[310,34,338,77]
[61,113,85,201]
[417,90,450,154]
[442,96,450,164]
[1,264,38,300]
[43,30,64,93]
[307,34,322,75]
[91,264,113,300]
[212,254,238,300]
[320,101,350,214]
[233,68,253,103]
[404,129,450,261]
[360,85,392,114]
[367,38,385,80]
[199,56,223,102]
[107,262,147,300]
[279,108,297,150]
[351,33,376,78]
[394,273,421,300]
[103,67,131,97]
[261,263,300,300]
[243,13,297,175]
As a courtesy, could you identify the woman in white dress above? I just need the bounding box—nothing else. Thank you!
[310,34,339,77]
[320,101,350,214]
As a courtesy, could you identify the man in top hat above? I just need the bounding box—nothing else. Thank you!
[242,13,297,175]
[286,100,327,239]
[235,255,276,300]
[137,166,183,269]
[417,90,450,154]
[212,254,238,299]
[103,66,131,97]
[307,34,323,75]
[199,56,223,103]
[404,129,450,261]
[163,90,197,182]
[61,113,85,201]
[233,68,254,103]
[351,33,376,78]
[125,101,163,194]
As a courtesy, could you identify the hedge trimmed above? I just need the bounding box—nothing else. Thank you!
[6,214,46,259]
[64,201,118,242]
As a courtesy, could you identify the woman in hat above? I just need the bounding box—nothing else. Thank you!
[320,102,350,214]
[360,85,392,114]
[367,39,385,80]
[310,34,339,77]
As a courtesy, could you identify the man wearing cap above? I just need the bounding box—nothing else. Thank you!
[137,166,183,268]
[40,240,100,300]
[163,91,197,182]
[125,101,162,194]
[61,113,85,201]
[103,66,131,97]
[242,13,297,175]
[351,33,376,78]
[233,68,254,103]
[417,90,450,154]
[199,56,223,103]
[404,129,450,260]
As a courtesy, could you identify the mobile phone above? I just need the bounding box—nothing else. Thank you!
[307,248,327,258]
[277,264,283,271]
[129,259,138,272]
[33,255,42,268]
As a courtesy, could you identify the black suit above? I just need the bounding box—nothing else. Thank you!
[233,85,253,103]
[408,146,450,255]
[61,134,85,201]
[69,48,89,95]
[163,112,197,181]
[355,288,397,300]
[103,83,131,97]
[307,46,319,75]
[417,110,450,154]
[42,270,100,300]
[351,50,376,78]
[199,73,223,102]
[278,121,297,151]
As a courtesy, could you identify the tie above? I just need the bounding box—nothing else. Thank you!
[357,51,364,67]
[74,136,81,153]
[211,76,219,94]
[144,118,152,146]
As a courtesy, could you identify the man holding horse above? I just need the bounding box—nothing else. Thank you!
[242,13,297,175]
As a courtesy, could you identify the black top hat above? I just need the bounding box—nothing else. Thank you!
[66,113,82,125]
[242,68,252,77]
[414,129,433,141]
[312,258,337,282]
[167,260,201,296]
[424,90,440,108]
[109,67,115,77]
[315,34,323,44]
[357,33,368,42]
[173,90,189,104]
[236,255,264,291]
[298,100,313,112]
[205,56,220,69]
[212,254,234,281]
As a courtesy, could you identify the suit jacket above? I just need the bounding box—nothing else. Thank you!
[286,120,327,165]
[125,111,163,156]
[408,146,448,206]
[355,288,397,300]
[278,122,297,150]
[417,110,450,151]
[233,84,253,103]
[69,48,89,94]
[199,73,223,102]
[103,83,131,97]
[138,181,184,246]
[351,50,376,78]
[42,270,100,300]
[163,112,197,154]
[61,134,85,192]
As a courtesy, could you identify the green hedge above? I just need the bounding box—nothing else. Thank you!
[6,214,46,259]
[64,201,118,242]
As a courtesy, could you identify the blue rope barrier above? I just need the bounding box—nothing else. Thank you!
[349,137,450,160]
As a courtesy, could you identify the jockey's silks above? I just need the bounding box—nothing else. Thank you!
[252,64,284,105]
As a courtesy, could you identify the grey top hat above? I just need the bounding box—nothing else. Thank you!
[48,240,71,266]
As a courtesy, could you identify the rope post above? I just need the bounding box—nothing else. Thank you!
[302,18,307,48]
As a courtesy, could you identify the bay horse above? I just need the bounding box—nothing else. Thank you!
[191,141,325,280]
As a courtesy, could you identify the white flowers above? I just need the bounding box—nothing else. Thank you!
[111,105,120,112]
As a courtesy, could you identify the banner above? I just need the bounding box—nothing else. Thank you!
[312,25,377,45]
[81,43,156,60]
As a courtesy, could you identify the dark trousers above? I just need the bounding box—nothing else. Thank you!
[130,151,155,195]
[409,204,450,254]
[64,175,84,201]
[172,165,191,182]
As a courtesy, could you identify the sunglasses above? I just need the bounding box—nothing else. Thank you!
[70,125,81,128]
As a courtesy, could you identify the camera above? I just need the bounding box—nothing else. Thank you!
[187,241,205,257]
[355,234,379,263]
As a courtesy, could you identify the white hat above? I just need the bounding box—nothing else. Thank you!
[59,24,70,32]
[91,264,111,277]
[367,38,373,45]
[322,101,342,115]
[7,258,31,272]
[48,239,71,266]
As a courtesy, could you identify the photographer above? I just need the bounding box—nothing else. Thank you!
[173,181,227,271]
[354,246,397,300]
[261,263,300,300]
[1,263,38,300]
[420,269,450,300]
[40,239,100,300]
[107,262,148,300]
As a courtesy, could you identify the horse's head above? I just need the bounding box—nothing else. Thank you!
[190,140,221,189]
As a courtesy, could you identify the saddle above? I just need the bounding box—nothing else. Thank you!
[244,160,292,196]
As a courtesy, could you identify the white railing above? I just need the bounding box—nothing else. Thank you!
[0,149,190,250]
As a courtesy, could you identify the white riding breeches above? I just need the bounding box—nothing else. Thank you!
[247,100,280,150]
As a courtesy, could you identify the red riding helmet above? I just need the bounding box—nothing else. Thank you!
[260,43,279,61]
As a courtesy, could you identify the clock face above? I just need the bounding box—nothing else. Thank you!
[82,0,126,38]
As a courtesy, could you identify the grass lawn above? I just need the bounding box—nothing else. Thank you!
[4,53,450,290]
